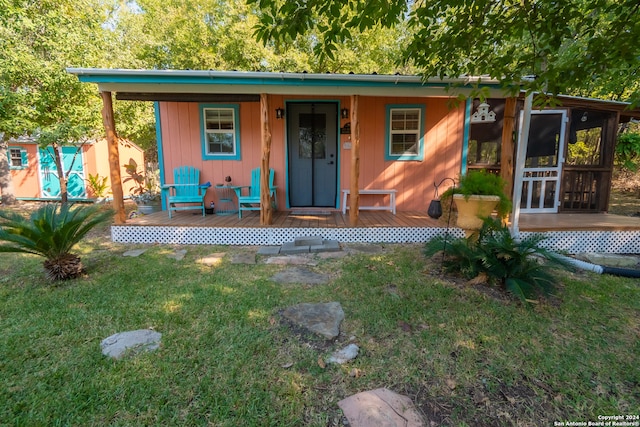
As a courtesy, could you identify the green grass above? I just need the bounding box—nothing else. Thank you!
[1,237,639,426]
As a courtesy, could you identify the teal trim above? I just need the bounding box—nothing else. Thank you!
[384,104,425,161]
[199,104,241,161]
[461,98,472,175]
[76,73,503,89]
[155,102,166,210]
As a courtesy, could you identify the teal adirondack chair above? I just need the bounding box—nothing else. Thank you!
[162,166,210,219]
[232,168,277,218]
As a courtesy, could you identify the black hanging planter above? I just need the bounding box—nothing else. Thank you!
[428,199,443,219]
[428,179,453,219]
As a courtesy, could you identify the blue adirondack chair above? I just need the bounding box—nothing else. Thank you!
[162,166,210,219]
[232,168,277,218]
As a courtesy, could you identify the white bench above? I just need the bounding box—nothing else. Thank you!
[341,189,397,215]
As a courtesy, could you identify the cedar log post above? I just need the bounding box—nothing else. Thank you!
[349,95,360,226]
[500,97,517,200]
[259,93,273,225]
[100,91,126,224]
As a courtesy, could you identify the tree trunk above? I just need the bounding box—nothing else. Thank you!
[349,95,360,226]
[100,91,127,224]
[259,93,273,225]
[50,143,69,204]
[0,136,17,205]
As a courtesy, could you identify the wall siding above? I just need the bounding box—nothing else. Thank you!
[158,95,464,212]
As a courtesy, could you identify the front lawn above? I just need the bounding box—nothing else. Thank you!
[0,236,638,426]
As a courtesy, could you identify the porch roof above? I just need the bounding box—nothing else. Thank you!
[66,68,503,98]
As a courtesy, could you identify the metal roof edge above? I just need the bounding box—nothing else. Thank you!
[65,68,501,87]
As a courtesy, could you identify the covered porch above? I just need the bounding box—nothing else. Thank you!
[112,210,640,254]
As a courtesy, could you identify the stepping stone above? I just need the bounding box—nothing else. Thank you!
[231,253,256,264]
[257,246,281,256]
[198,252,226,266]
[265,256,317,266]
[317,251,349,260]
[123,249,147,257]
[295,236,324,246]
[270,267,328,285]
[327,343,359,364]
[338,388,425,427]
[310,239,341,253]
[280,242,310,254]
[282,302,344,340]
[167,249,187,261]
[100,329,162,360]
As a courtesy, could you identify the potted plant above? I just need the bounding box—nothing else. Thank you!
[442,170,511,234]
[123,160,162,214]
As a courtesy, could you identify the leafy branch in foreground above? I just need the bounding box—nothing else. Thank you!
[425,218,573,304]
[0,203,114,281]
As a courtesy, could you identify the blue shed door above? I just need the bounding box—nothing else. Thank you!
[38,146,86,198]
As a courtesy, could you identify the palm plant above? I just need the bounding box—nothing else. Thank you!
[425,218,572,304]
[0,203,114,281]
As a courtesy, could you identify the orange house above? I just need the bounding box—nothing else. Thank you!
[68,69,640,217]
[4,136,145,201]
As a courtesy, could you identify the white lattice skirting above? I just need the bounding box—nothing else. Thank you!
[111,225,640,254]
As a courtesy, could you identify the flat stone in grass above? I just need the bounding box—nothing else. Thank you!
[123,249,147,257]
[270,267,329,285]
[338,388,425,427]
[327,343,359,364]
[231,253,256,264]
[100,329,162,360]
[282,302,344,340]
[197,252,226,266]
[167,249,187,261]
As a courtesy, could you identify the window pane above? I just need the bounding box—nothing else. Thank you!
[207,132,234,154]
[9,149,22,167]
[389,108,421,157]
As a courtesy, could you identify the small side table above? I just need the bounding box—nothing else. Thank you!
[214,185,238,215]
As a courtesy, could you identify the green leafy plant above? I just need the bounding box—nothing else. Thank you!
[425,218,572,304]
[0,203,114,281]
[441,169,512,217]
[86,173,109,198]
[615,132,640,171]
[123,159,160,204]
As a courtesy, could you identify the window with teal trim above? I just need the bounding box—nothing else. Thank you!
[201,104,240,160]
[8,147,28,169]
[385,105,424,161]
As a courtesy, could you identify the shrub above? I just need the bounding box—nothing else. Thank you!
[424,218,572,304]
[0,203,114,281]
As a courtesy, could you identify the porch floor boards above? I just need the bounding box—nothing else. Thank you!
[124,210,640,232]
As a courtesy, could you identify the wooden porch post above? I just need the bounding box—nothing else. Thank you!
[500,97,517,199]
[259,93,273,225]
[100,91,126,224]
[349,95,360,226]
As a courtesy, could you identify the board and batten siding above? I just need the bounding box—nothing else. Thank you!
[157,95,464,212]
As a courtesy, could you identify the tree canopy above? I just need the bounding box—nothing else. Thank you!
[250,0,640,105]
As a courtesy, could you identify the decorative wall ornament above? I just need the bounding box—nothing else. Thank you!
[471,102,496,123]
